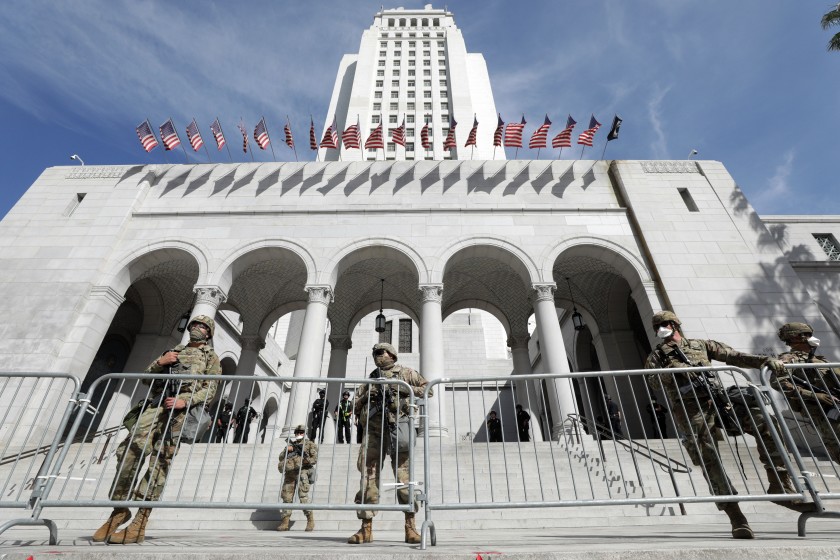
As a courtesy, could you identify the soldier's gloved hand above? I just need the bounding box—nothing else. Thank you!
[817,393,839,406]
[763,358,786,377]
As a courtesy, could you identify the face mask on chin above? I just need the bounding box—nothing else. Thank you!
[374,354,395,368]
[189,326,207,342]
[807,336,821,348]
[656,326,673,339]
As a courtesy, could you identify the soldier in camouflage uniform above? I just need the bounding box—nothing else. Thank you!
[773,322,840,464]
[644,311,809,540]
[276,424,318,532]
[347,342,432,545]
[93,315,220,544]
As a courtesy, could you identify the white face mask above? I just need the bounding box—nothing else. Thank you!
[807,336,821,348]
[293,433,304,441]
[656,326,673,339]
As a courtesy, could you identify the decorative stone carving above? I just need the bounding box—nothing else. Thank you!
[193,285,227,308]
[306,285,334,305]
[419,284,443,303]
[89,285,126,308]
[507,334,531,350]
[640,161,699,174]
[531,283,556,303]
[65,166,131,180]
[239,335,266,352]
[329,334,353,351]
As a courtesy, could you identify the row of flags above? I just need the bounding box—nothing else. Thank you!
[135,113,622,158]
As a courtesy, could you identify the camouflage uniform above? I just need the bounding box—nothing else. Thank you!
[277,433,318,520]
[110,342,220,502]
[773,323,840,464]
[645,337,788,504]
[352,357,431,519]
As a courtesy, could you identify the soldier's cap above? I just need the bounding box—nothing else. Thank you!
[189,314,215,337]
[778,322,814,342]
[651,310,681,329]
[342,390,351,397]
[293,424,305,433]
[372,342,398,360]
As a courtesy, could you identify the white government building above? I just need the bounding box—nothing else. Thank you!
[1,5,839,446]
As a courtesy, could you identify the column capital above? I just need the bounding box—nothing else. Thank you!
[305,285,334,305]
[531,283,557,303]
[239,335,266,352]
[419,283,444,303]
[193,285,227,308]
[89,285,126,308]
[329,334,353,351]
[507,334,531,350]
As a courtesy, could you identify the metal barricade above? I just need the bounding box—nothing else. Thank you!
[0,372,82,543]
[761,362,840,535]
[419,366,812,548]
[0,372,418,544]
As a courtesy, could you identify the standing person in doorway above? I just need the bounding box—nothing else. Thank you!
[335,390,353,444]
[516,404,531,442]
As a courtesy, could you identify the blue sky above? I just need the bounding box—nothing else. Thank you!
[1,1,838,218]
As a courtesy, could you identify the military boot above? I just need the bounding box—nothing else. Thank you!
[107,507,151,544]
[766,468,815,513]
[347,519,372,544]
[721,502,753,539]
[276,515,290,531]
[305,512,315,532]
[91,507,131,542]
[404,512,421,544]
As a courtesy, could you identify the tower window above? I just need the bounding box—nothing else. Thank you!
[63,193,86,217]
[678,188,699,212]
[814,234,840,261]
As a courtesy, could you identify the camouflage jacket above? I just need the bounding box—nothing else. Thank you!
[354,363,432,424]
[645,338,767,402]
[773,350,840,408]
[277,438,318,473]
[145,343,220,407]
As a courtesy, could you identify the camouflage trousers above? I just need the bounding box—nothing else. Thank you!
[280,468,313,518]
[797,403,840,464]
[110,406,179,501]
[671,395,788,510]
[354,419,415,520]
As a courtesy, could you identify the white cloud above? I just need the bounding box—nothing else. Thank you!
[751,149,795,210]
[647,85,671,159]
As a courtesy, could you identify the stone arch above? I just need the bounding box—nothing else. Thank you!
[442,299,512,337]
[321,237,427,287]
[431,237,540,285]
[540,236,650,288]
[347,299,420,337]
[103,240,210,296]
[213,239,317,293]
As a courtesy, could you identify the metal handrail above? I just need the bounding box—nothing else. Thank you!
[0,424,123,466]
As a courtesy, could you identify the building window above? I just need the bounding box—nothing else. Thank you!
[388,18,395,27]
[394,60,400,66]
[438,59,445,66]
[408,59,415,66]
[410,18,417,26]
[394,51,402,57]
[423,69,431,76]
[387,142,396,151]
[437,40,445,47]
[678,188,699,212]
[377,70,384,77]
[439,79,447,87]
[406,142,415,151]
[409,41,415,47]
[409,50,416,57]
[441,114,449,123]
[380,320,393,344]
[395,41,402,47]
[391,80,399,87]
[63,193,86,217]
[814,234,840,261]
[407,115,415,123]
[439,90,447,97]
[407,127,414,137]
[380,41,387,47]
[438,69,446,76]
[371,115,381,123]
[374,91,382,98]
[441,102,448,110]
[407,90,415,98]
[422,18,429,27]
[391,91,399,98]
[407,102,415,110]
[423,32,430,37]
[407,80,415,87]
[376,80,384,87]
[389,102,398,110]
[424,50,431,57]
[438,50,445,57]
[373,103,381,111]
[379,50,386,57]
[393,70,400,76]
[389,115,398,123]
[423,91,432,98]
[423,79,432,87]
[433,18,440,26]
[423,41,430,47]
[424,102,432,110]
[442,127,449,136]
[378,60,385,67]
[399,319,412,353]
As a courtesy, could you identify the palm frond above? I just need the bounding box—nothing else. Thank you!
[829,31,840,51]
[821,5,840,29]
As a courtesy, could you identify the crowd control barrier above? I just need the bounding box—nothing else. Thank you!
[0,373,418,544]
[419,366,819,548]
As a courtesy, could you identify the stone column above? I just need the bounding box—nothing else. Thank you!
[419,284,447,437]
[231,335,265,431]
[323,334,353,444]
[508,333,544,441]
[531,283,576,438]
[283,286,332,434]
[180,285,227,345]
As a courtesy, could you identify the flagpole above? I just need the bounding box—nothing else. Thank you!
[173,117,189,162]
[152,119,169,164]
[218,117,233,162]
[264,116,277,162]
[493,146,497,160]
[600,141,608,160]
[515,147,519,159]
[203,140,212,163]
[579,145,585,160]
[537,148,541,160]
[286,115,298,162]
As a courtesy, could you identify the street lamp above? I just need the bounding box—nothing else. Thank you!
[374,279,386,333]
[70,154,85,166]
[687,149,698,160]
[565,277,585,331]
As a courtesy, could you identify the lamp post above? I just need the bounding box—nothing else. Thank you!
[565,277,585,331]
[70,154,85,166]
[687,149,698,160]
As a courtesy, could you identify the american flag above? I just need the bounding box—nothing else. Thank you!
[504,116,526,148]
[493,114,504,147]
[420,121,430,150]
[237,121,249,152]
[135,120,158,152]
[284,122,294,148]
[577,114,601,147]
[320,118,338,149]
[342,120,361,149]
[254,118,270,150]
[391,118,406,147]
[465,116,478,147]
[528,115,551,149]
[309,117,317,151]
[365,122,384,150]
[159,118,181,151]
[185,119,204,151]
[210,118,226,151]
[551,115,576,148]
[443,118,457,150]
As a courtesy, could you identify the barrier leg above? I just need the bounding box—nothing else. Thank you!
[420,519,436,549]
[0,517,59,545]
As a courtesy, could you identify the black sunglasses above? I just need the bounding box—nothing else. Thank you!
[373,349,388,356]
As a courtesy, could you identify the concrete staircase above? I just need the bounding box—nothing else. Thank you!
[2,433,831,534]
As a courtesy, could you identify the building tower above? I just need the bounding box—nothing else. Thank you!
[320,4,503,162]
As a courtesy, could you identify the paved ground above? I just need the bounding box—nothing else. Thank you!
[3,519,840,560]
